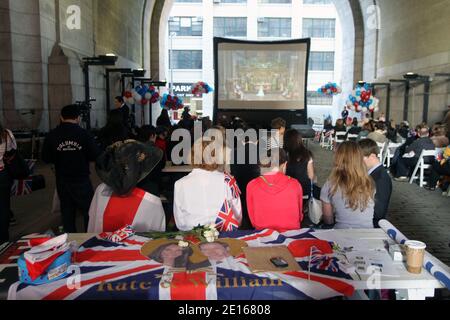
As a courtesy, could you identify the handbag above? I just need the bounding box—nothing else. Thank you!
[31,175,46,192]
[308,181,323,225]
[2,130,30,180]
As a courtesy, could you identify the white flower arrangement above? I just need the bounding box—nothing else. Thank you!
[178,240,189,248]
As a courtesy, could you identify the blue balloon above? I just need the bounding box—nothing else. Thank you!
[356,90,361,97]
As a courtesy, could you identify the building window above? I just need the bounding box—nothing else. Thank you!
[309,52,334,71]
[220,0,247,3]
[303,0,332,4]
[175,0,202,3]
[307,91,333,105]
[214,17,247,37]
[260,0,291,3]
[258,18,291,38]
[170,50,203,69]
[169,17,203,36]
[303,18,335,38]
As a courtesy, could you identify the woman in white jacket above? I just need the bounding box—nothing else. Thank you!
[174,140,242,231]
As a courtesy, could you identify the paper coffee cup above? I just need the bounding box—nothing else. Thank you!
[404,240,426,274]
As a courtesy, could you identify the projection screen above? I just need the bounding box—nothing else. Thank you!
[215,38,310,111]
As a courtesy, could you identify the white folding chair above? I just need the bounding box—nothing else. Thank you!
[376,142,386,163]
[320,131,334,150]
[347,134,358,141]
[383,142,403,168]
[409,149,439,188]
[335,132,347,144]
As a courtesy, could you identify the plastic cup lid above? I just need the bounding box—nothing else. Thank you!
[405,240,426,250]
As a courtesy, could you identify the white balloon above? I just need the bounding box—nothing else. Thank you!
[145,92,152,99]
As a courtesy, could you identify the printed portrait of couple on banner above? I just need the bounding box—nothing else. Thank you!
[141,238,247,271]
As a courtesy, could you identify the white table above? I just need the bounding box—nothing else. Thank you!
[317,229,448,300]
[1,230,448,300]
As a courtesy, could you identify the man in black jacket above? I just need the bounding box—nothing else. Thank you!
[111,96,130,129]
[42,105,100,232]
[359,139,393,228]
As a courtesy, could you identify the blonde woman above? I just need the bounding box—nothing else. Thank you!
[174,140,242,231]
[320,141,375,229]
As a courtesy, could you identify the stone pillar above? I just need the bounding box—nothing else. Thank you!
[48,44,73,129]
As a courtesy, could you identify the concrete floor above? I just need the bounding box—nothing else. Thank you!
[9,141,450,267]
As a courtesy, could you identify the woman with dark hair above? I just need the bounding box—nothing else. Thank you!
[156,109,172,129]
[97,112,129,151]
[0,122,16,243]
[348,118,362,135]
[284,129,314,196]
[149,242,193,268]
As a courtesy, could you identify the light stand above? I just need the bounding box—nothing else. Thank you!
[82,54,118,130]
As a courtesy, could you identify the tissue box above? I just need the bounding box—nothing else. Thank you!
[18,250,72,285]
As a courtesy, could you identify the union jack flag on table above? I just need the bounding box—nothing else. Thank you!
[215,200,240,232]
[6,229,355,300]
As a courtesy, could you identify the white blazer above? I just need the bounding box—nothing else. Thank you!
[174,169,242,231]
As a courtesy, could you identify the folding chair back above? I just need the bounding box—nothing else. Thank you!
[409,149,439,188]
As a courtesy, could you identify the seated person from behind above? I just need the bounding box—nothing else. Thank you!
[431,125,449,148]
[358,139,393,228]
[321,141,375,229]
[394,126,435,181]
[137,125,166,196]
[357,122,374,141]
[246,148,304,232]
[266,117,286,150]
[174,140,242,231]
[89,140,165,233]
[348,117,362,135]
[334,119,347,132]
[284,129,314,197]
[367,121,388,144]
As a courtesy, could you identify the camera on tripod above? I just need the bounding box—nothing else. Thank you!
[75,98,96,122]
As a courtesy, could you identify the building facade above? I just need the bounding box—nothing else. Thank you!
[165,0,343,123]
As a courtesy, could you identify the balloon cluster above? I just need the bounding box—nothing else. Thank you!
[346,83,380,113]
[161,93,184,110]
[318,82,342,96]
[191,81,214,97]
[124,85,160,105]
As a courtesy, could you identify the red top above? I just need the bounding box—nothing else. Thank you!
[155,138,167,156]
[246,172,303,232]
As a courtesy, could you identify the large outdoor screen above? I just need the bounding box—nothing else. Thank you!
[215,38,310,111]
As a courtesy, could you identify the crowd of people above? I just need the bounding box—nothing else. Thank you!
[0,101,450,244]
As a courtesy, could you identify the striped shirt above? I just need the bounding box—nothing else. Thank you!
[0,129,17,171]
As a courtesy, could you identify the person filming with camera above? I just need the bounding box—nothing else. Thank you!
[42,104,101,233]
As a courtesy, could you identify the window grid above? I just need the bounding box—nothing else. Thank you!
[214,17,247,37]
[258,18,292,38]
[307,91,333,105]
[309,51,335,71]
[169,17,203,37]
[260,0,291,3]
[303,0,332,4]
[169,50,203,69]
[303,18,335,38]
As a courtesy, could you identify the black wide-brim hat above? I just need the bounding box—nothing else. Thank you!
[96,140,163,196]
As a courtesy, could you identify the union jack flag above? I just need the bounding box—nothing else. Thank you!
[215,200,239,232]
[309,246,339,273]
[224,173,241,199]
[10,159,36,196]
[10,178,33,196]
[7,229,355,300]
